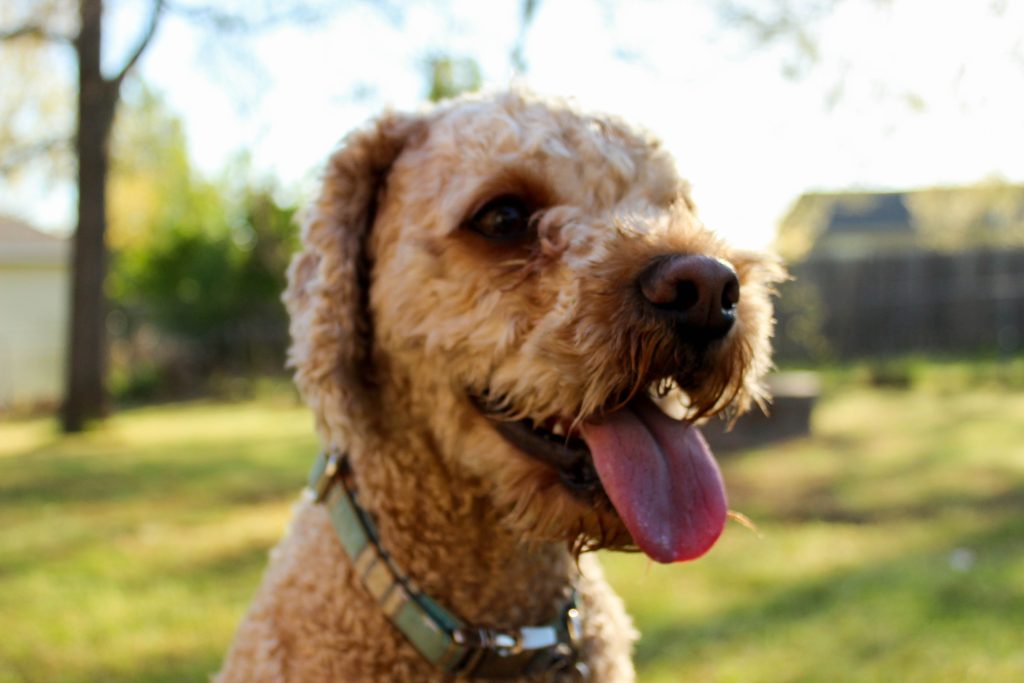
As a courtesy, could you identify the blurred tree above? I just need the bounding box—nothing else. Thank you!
[511,0,541,76]
[716,0,835,80]
[105,88,297,395]
[67,0,160,432]
[0,0,351,430]
[774,192,833,262]
[0,3,72,179]
[423,0,541,102]
[425,55,483,102]
[716,0,1020,105]
[111,179,297,394]
[907,181,1024,252]
[2,0,164,431]
[107,85,217,251]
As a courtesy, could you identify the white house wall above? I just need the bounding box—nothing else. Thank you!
[0,262,68,409]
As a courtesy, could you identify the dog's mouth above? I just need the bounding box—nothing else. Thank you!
[472,390,728,563]
[486,411,603,497]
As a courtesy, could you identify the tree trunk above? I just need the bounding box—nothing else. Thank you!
[62,0,116,432]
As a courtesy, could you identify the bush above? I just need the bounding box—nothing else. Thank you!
[110,184,298,400]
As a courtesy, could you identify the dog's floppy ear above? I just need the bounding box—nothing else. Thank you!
[285,112,425,443]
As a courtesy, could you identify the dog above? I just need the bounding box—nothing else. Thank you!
[217,90,783,682]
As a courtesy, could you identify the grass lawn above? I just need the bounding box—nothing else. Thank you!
[2,366,1023,682]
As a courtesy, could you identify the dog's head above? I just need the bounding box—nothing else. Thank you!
[287,91,784,563]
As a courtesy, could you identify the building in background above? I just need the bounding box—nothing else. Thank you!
[773,184,1024,361]
[0,215,68,412]
[776,183,1024,262]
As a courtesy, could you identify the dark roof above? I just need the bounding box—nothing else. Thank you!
[827,193,913,233]
[0,214,64,245]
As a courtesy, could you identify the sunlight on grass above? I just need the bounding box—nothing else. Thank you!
[0,398,317,683]
[2,365,1023,682]
[0,418,57,458]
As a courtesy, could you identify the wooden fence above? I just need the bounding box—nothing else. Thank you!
[775,248,1024,360]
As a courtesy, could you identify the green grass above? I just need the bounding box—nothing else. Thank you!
[2,370,1023,682]
[0,396,318,683]
[782,353,1024,394]
[604,379,1024,682]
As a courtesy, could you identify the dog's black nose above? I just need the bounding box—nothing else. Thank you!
[638,254,740,344]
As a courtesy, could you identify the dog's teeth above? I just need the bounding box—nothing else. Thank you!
[551,423,565,436]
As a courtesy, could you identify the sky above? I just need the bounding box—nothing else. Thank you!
[3,0,1024,249]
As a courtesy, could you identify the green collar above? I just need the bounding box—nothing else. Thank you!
[308,451,589,680]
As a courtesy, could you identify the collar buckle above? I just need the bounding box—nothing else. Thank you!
[307,451,342,502]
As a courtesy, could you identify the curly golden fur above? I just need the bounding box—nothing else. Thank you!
[217,90,784,682]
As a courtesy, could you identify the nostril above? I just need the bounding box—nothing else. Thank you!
[721,276,740,312]
[673,280,700,312]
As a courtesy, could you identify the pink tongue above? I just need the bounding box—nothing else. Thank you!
[581,397,727,563]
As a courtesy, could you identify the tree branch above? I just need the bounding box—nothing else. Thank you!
[0,23,70,43]
[511,0,540,75]
[164,1,338,34]
[111,0,166,89]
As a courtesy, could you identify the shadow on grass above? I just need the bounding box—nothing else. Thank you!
[0,435,311,510]
[163,536,274,585]
[0,536,276,683]
[728,454,1024,527]
[26,516,1021,683]
[38,653,226,683]
[633,514,1024,671]
[773,485,1024,524]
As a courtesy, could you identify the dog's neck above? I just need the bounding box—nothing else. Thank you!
[338,427,578,629]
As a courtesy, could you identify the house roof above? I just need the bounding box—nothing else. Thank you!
[0,214,68,266]
[827,193,913,233]
[0,214,65,245]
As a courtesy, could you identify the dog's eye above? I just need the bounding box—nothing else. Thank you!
[466,196,532,242]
